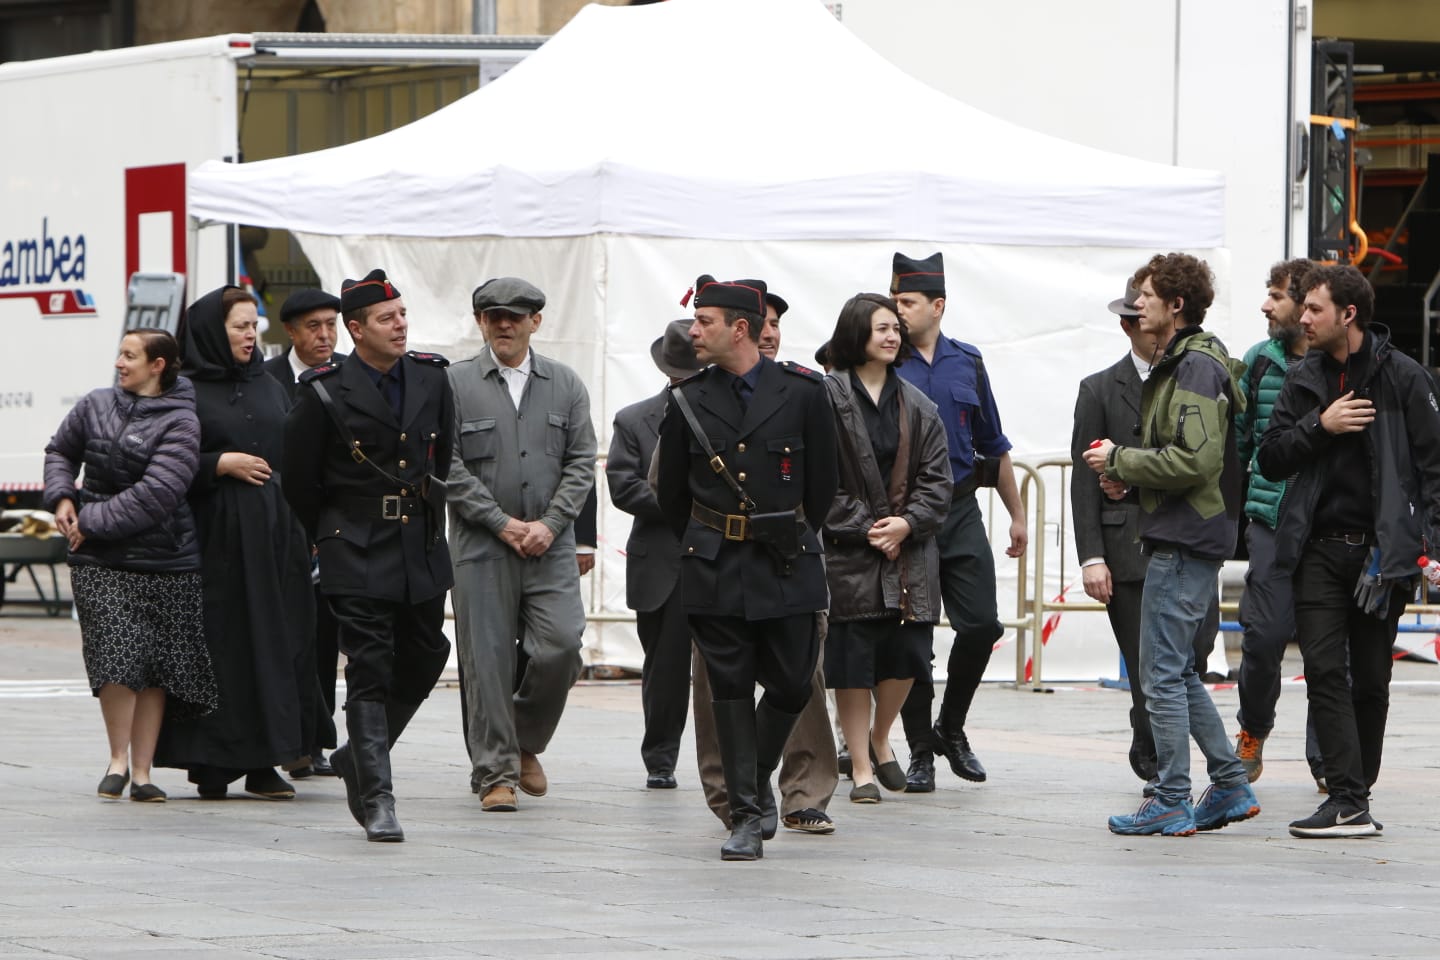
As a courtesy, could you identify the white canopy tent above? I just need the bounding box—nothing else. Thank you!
[189,0,1231,677]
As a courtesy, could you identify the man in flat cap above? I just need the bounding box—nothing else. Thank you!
[265,287,346,778]
[282,268,455,842]
[656,275,837,860]
[606,320,703,791]
[890,251,1028,792]
[448,277,595,814]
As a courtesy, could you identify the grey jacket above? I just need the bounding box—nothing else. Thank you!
[823,370,951,623]
[447,346,596,563]
[43,379,202,573]
[1069,352,1148,583]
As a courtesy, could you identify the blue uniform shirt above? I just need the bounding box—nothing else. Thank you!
[897,335,1011,485]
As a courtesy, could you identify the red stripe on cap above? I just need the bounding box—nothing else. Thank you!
[696,280,765,314]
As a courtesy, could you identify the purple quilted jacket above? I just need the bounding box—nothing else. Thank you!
[43,378,202,572]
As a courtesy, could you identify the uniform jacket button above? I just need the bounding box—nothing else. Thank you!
[687,546,695,553]
[737,472,747,482]
[399,459,408,469]
[737,442,746,453]
[784,446,791,454]
[401,515,410,524]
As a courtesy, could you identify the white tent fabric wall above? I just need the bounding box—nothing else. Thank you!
[190,0,1236,682]
[295,230,1231,680]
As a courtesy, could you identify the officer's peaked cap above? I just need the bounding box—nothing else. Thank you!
[693,275,767,315]
[891,251,945,297]
[340,269,401,313]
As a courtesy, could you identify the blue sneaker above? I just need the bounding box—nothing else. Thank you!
[1108,797,1196,836]
[1194,782,1260,832]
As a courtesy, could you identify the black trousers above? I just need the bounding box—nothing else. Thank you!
[689,613,818,714]
[1293,540,1405,809]
[329,594,450,707]
[312,584,340,749]
[637,586,693,775]
[900,494,1004,748]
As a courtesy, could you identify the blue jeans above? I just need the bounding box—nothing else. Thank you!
[1139,545,1247,804]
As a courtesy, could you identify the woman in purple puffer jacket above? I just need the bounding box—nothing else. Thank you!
[44,328,218,803]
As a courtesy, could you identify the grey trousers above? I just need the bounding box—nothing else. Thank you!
[692,613,837,824]
[453,547,585,793]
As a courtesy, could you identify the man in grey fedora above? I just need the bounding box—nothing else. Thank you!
[607,320,704,789]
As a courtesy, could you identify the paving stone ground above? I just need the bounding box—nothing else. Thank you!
[4,599,1440,959]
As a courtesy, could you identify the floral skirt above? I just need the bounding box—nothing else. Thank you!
[71,564,218,718]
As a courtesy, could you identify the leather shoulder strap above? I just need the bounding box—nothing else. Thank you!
[668,384,756,512]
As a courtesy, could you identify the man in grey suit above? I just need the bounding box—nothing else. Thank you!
[1070,280,1218,787]
[607,320,702,789]
[448,277,595,813]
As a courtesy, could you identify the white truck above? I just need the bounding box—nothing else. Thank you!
[0,32,538,506]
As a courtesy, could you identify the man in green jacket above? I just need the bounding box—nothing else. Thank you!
[1083,253,1259,836]
[1232,258,1324,787]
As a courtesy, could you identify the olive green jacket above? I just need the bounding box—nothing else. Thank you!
[1105,327,1247,561]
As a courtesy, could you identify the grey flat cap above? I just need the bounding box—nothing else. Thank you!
[472,277,546,314]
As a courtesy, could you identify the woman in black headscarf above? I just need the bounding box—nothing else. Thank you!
[155,286,321,800]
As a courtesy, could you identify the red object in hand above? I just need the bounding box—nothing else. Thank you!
[1089,439,1104,449]
[1419,556,1440,586]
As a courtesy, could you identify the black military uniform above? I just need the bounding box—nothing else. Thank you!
[655,275,837,860]
[281,268,453,843]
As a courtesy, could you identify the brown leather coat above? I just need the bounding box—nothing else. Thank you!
[823,370,951,623]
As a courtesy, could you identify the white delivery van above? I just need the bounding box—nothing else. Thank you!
[0,32,539,505]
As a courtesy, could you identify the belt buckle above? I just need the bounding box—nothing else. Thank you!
[1344,532,1366,546]
[381,495,401,520]
[723,514,747,541]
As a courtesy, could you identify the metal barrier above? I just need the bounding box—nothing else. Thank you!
[1001,457,1440,691]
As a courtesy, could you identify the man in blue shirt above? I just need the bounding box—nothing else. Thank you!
[891,252,1028,791]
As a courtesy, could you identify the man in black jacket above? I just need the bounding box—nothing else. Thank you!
[283,269,454,843]
[655,275,837,860]
[1258,264,1440,838]
[265,287,346,777]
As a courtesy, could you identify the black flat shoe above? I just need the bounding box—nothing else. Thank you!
[129,782,167,803]
[646,771,678,789]
[870,744,908,792]
[98,769,129,799]
[310,751,335,777]
[244,768,296,800]
[849,782,882,804]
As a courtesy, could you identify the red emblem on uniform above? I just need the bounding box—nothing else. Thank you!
[779,456,793,481]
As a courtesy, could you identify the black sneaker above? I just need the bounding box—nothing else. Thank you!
[1288,799,1378,838]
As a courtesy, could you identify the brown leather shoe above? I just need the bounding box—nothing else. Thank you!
[519,750,547,797]
[481,785,517,812]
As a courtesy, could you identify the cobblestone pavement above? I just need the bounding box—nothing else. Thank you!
[3,608,1440,959]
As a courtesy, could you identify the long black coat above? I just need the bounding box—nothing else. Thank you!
[156,285,319,772]
[282,350,455,604]
[656,356,837,620]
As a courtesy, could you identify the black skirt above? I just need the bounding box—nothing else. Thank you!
[824,616,933,689]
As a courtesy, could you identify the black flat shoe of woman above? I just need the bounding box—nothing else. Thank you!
[245,768,296,800]
[97,770,129,799]
[129,782,167,802]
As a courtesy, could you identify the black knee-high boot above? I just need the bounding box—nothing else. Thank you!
[343,700,403,842]
[711,699,763,861]
[755,699,801,840]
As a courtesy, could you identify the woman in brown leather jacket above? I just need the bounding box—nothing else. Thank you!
[822,294,952,803]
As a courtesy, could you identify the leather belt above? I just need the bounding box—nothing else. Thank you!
[1309,531,1374,546]
[341,495,421,521]
[691,503,801,542]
